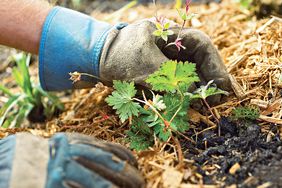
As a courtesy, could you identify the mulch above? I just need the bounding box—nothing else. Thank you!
[0,1,281,187]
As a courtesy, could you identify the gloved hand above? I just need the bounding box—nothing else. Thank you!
[0,133,144,188]
[39,7,230,97]
[100,20,231,92]
[155,27,231,92]
[39,6,168,91]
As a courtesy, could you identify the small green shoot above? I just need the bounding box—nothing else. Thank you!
[187,80,229,123]
[187,80,229,135]
[152,22,174,42]
[0,53,64,128]
[177,8,196,21]
[153,0,196,52]
[235,0,253,10]
[232,106,260,121]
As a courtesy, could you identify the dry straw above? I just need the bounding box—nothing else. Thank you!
[0,1,281,187]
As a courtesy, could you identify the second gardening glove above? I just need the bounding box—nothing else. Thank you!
[0,133,144,188]
[39,6,230,95]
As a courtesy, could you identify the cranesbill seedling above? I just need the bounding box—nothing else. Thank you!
[105,60,228,151]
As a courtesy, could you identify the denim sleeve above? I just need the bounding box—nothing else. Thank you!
[39,7,112,91]
[0,135,16,188]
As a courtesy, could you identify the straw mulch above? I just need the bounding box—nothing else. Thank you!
[0,1,281,187]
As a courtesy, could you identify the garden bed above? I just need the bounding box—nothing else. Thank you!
[0,0,281,187]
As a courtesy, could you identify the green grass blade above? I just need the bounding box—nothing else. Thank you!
[174,0,182,9]
[12,53,33,96]
[0,85,13,97]
[12,67,24,89]
[0,95,22,127]
[36,86,64,110]
[2,114,16,128]
[14,103,33,128]
[21,54,33,96]
[17,54,33,96]
[104,0,137,22]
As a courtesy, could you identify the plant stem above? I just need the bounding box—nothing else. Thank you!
[176,130,196,144]
[177,20,186,40]
[164,19,186,49]
[202,99,221,136]
[133,97,167,124]
[79,73,101,81]
[169,87,184,124]
[153,0,159,22]
[171,136,184,169]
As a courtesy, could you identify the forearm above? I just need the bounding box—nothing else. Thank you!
[0,0,51,54]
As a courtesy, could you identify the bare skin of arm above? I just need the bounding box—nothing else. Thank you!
[0,0,51,54]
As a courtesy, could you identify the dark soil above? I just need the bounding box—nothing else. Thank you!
[182,117,282,187]
[28,105,46,123]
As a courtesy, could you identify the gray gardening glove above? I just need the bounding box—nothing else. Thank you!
[0,133,144,188]
[99,20,169,86]
[99,20,231,97]
[157,26,231,105]
[156,27,231,92]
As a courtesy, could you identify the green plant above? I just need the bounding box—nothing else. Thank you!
[126,117,154,151]
[175,0,183,9]
[71,1,228,151]
[153,0,196,51]
[105,60,227,151]
[153,22,174,42]
[235,0,253,9]
[71,0,81,9]
[0,53,64,128]
[187,80,229,123]
[232,106,260,121]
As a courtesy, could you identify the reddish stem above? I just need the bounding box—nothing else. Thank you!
[177,20,186,40]
[202,99,221,136]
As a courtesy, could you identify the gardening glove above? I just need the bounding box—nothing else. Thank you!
[39,6,168,91]
[100,19,231,105]
[155,26,232,104]
[39,6,231,97]
[156,27,231,92]
[0,132,145,188]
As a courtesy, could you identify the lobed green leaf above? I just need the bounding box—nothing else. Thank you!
[146,60,199,93]
[126,117,154,151]
[105,81,141,122]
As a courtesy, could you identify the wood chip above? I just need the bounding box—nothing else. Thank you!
[162,167,183,188]
[180,184,219,188]
[229,163,241,175]
[250,99,269,109]
[259,115,282,125]
[257,182,273,188]
[229,75,246,99]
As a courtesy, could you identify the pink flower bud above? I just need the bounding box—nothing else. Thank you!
[186,0,192,14]
[175,38,186,52]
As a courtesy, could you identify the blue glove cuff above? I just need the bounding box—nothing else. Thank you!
[39,7,126,91]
